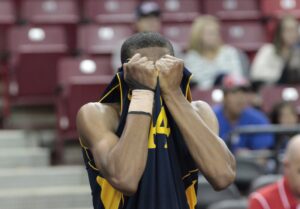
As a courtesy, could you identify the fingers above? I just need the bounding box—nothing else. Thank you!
[128,53,141,63]
[136,56,149,64]
[155,59,169,72]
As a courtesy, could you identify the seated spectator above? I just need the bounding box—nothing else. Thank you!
[184,15,245,89]
[270,101,299,152]
[111,1,182,71]
[251,15,300,84]
[248,134,300,209]
[271,101,298,126]
[279,44,300,84]
[214,75,274,153]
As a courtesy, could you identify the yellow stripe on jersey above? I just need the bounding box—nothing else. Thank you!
[116,73,123,115]
[79,137,99,171]
[97,176,123,209]
[99,84,120,103]
[185,180,197,209]
[186,74,193,102]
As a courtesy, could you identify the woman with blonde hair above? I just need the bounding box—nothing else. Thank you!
[184,15,244,89]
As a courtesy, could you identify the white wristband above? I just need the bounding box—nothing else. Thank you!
[128,89,154,116]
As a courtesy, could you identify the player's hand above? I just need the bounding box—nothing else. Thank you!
[123,53,157,91]
[155,55,184,95]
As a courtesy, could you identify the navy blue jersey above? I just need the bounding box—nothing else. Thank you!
[80,68,199,209]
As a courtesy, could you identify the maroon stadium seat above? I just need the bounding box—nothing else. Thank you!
[0,0,15,25]
[7,25,68,105]
[83,0,137,24]
[260,85,300,114]
[55,57,113,161]
[191,88,224,107]
[20,0,79,50]
[203,0,261,20]
[56,56,113,135]
[0,0,16,57]
[57,56,114,86]
[221,21,267,52]
[20,0,79,24]
[162,22,191,50]
[78,24,133,55]
[158,0,200,22]
[261,0,300,18]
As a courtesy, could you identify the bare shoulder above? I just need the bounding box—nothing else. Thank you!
[191,100,219,133]
[77,102,119,121]
[76,102,120,146]
[191,100,214,116]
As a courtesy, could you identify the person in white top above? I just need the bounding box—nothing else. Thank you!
[251,15,299,84]
[184,15,244,89]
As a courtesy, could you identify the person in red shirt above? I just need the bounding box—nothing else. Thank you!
[248,135,300,209]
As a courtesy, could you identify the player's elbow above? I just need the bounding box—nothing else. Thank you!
[211,160,236,191]
[110,176,139,196]
[211,172,235,191]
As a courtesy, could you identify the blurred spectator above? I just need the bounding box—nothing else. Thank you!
[248,134,300,209]
[213,75,274,153]
[279,44,300,84]
[111,1,182,71]
[251,15,300,84]
[184,15,245,89]
[270,101,299,152]
[271,101,298,125]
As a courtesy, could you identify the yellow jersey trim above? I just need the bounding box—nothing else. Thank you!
[186,74,193,102]
[182,168,199,180]
[97,176,123,209]
[185,180,197,209]
[116,73,123,115]
[99,84,120,103]
[79,137,99,171]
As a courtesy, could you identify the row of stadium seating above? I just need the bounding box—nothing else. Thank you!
[2,0,300,24]
[0,0,300,54]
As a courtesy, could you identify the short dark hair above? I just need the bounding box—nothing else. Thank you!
[120,32,174,64]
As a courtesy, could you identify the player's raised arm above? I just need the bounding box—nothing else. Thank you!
[156,55,236,190]
[76,54,157,195]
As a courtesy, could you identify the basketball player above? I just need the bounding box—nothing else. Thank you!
[77,32,236,209]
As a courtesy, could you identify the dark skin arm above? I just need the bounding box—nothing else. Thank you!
[76,54,157,195]
[156,55,236,190]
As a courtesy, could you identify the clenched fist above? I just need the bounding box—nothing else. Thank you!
[155,55,184,94]
[123,53,158,91]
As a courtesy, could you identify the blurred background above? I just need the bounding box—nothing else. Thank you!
[1,0,300,209]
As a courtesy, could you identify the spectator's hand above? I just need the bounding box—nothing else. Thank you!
[123,53,157,91]
[156,55,184,95]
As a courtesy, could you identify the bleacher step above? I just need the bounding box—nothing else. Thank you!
[0,185,92,209]
[0,166,89,188]
[0,130,38,147]
[0,148,50,168]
